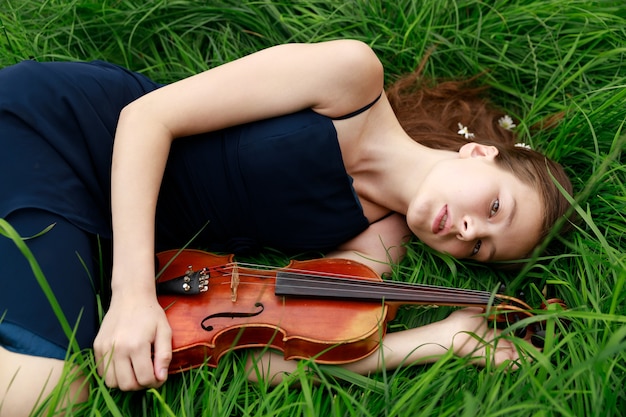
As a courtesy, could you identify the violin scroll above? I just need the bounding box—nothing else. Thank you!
[490,294,568,348]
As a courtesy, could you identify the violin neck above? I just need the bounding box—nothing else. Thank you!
[275,271,496,307]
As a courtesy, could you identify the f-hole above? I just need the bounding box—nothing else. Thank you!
[201,302,265,331]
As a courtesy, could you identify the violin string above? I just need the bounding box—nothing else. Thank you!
[281,278,492,304]
[228,261,388,280]
[215,262,492,295]
[186,262,496,304]
[209,279,492,305]
[216,262,492,295]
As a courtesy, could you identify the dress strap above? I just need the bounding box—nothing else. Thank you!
[331,92,383,120]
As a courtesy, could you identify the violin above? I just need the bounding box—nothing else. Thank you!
[155,249,565,374]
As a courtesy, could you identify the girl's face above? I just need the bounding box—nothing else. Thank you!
[407,144,543,262]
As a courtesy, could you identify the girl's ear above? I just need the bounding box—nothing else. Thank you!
[459,142,499,159]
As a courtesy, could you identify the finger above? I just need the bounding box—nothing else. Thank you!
[113,356,140,390]
[94,344,104,377]
[153,323,173,383]
[95,343,120,388]
[127,343,157,389]
[493,344,518,367]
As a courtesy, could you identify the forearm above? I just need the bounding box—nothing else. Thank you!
[96,101,176,390]
[247,314,461,383]
[110,101,172,294]
[247,320,455,384]
[247,308,520,384]
[341,320,459,374]
[345,308,523,374]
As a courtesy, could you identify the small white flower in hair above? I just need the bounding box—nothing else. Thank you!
[498,115,516,130]
[457,123,475,139]
[514,142,532,150]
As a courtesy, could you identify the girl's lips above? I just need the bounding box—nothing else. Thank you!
[432,205,450,234]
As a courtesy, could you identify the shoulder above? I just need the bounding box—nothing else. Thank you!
[241,39,384,117]
[269,39,382,79]
[316,39,383,76]
[304,40,385,118]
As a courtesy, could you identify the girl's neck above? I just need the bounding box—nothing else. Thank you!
[336,94,458,215]
[353,133,457,215]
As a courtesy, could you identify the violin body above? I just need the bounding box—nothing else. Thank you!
[156,249,389,374]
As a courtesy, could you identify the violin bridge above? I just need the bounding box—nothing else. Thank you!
[230,263,240,302]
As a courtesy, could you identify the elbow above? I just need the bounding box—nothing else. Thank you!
[116,94,174,143]
[118,97,147,126]
[117,99,142,132]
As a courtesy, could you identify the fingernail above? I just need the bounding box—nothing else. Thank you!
[159,368,168,380]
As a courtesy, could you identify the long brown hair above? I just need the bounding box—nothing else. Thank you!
[386,71,574,258]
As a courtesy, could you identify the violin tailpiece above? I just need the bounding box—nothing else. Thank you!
[156,266,209,295]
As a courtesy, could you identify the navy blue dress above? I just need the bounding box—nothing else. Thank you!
[0,60,369,356]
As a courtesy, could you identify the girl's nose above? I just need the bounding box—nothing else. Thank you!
[457,215,482,241]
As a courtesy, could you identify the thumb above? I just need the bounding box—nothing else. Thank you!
[153,322,173,381]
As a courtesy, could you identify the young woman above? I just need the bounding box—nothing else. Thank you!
[0,40,572,416]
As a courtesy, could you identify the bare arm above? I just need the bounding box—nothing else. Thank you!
[247,308,525,384]
[94,40,385,391]
[110,39,384,297]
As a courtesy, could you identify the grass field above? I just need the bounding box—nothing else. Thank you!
[1,0,625,416]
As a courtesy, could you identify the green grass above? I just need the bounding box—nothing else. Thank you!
[1,0,625,416]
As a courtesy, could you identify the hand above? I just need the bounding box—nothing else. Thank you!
[94,290,172,390]
[445,307,528,368]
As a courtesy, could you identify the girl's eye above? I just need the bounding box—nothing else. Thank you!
[471,240,482,256]
[490,199,500,217]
